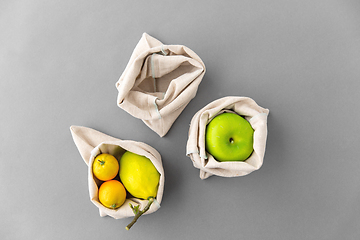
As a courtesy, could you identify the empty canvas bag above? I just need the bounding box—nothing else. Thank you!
[70,125,165,219]
[115,33,206,137]
[186,96,269,179]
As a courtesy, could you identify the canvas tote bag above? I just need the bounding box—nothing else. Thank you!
[186,96,269,179]
[116,33,206,137]
[70,125,164,219]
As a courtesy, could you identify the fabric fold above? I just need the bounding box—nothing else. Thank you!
[116,33,206,137]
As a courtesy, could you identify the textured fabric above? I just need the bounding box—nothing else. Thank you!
[70,126,164,219]
[186,97,269,179]
[115,33,206,137]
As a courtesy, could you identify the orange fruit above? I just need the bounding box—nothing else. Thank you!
[98,180,126,209]
[92,153,119,181]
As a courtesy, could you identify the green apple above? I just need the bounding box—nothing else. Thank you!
[205,112,254,162]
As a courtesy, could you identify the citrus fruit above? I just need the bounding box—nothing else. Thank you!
[92,153,119,181]
[98,180,126,209]
[119,151,160,199]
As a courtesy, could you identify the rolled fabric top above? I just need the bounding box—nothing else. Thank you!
[186,96,269,179]
[116,33,206,137]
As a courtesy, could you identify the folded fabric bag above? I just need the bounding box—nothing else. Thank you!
[70,126,164,219]
[186,96,269,179]
[115,33,206,137]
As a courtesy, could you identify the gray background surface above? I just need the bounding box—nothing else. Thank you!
[1,0,360,239]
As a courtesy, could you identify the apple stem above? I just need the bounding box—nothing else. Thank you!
[126,197,154,230]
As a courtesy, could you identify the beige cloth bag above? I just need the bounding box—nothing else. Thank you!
[115,33,206,137]
[70,125,164,219]
[186,97,269,179]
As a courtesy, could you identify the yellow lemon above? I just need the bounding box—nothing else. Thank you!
[92,153,119,181]
[119,151,160,199]
[98,180,126,209]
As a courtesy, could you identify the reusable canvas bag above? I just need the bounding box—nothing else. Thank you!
[186,96,269,179]
[70,125,164,219]
[116,33,206,137]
